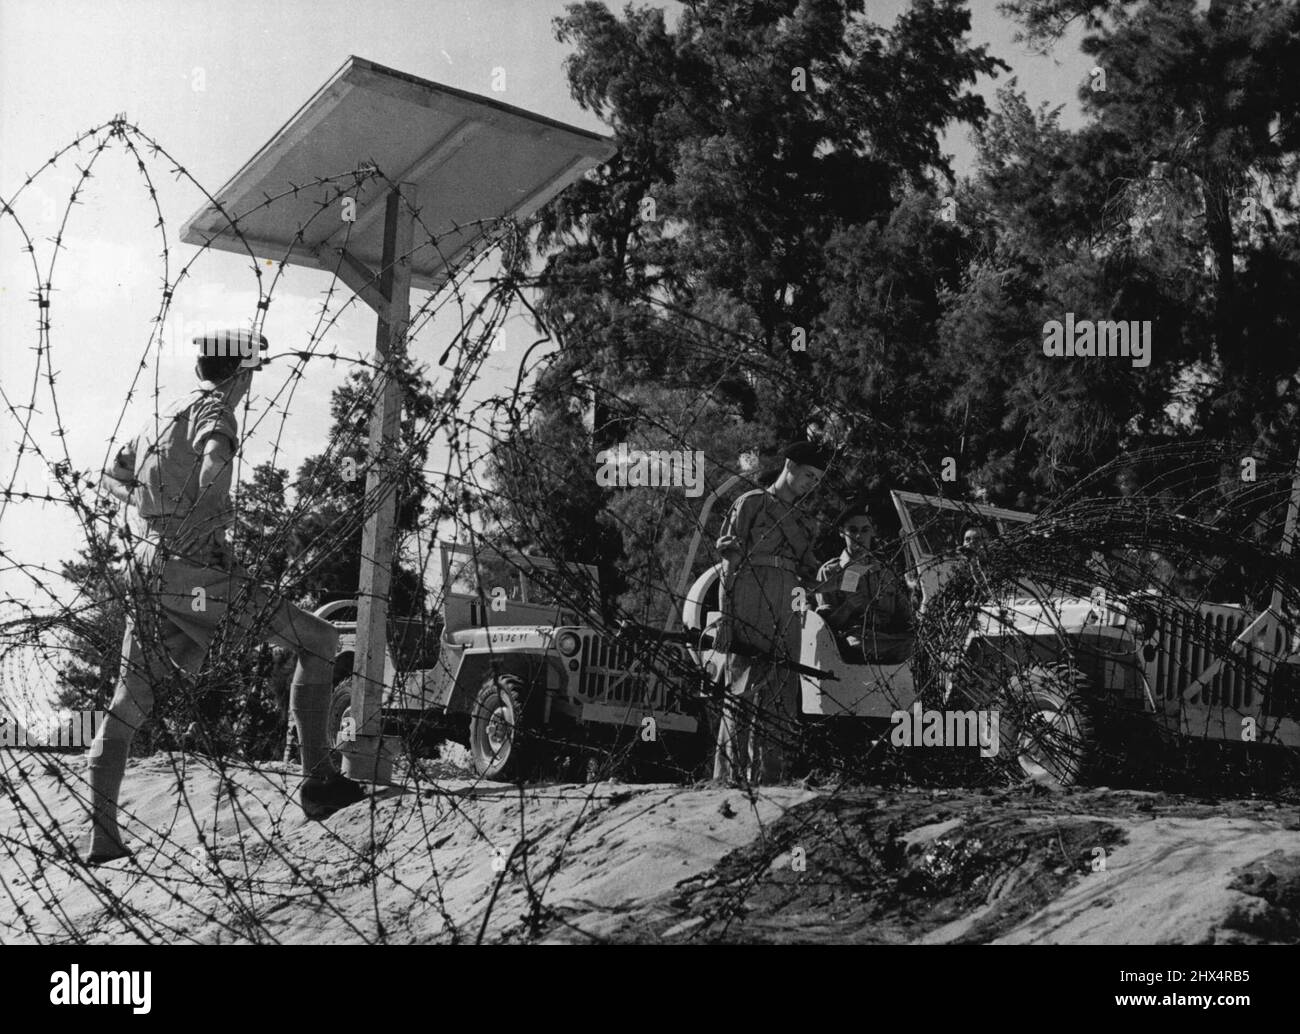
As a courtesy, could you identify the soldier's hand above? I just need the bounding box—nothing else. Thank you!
[716,533,742,559]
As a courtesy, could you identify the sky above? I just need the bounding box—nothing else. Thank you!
[0,0,1093,660]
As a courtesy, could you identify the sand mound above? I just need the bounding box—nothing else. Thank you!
[0,751,811,943]
[2,751,1296,943]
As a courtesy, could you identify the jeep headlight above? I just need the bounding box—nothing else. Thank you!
[556,630,581,657]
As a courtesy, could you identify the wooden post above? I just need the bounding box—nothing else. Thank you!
[345,185,414,783]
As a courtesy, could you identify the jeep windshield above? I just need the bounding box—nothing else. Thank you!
[891,491,1046,603]
[437,541,599,615]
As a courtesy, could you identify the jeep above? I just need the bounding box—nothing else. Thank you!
[678,484,1300,788]
[317,540,701,781]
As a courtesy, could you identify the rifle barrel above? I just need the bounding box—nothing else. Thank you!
[616,623,838,681]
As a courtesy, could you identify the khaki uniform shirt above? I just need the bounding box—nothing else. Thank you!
[118,387,239,564]
[815,548,911,636]
[717,488,820,653]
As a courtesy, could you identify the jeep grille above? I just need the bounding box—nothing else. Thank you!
[1149,604,1285,708]
[576,632,669,710]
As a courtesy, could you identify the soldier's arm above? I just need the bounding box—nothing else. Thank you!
[814,558,840,611]
[197,435,235,523]
[191,393,240,524]
[716,494,760,573]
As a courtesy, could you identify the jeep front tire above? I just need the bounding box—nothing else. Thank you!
[1001,661,1100,789]
[469,674,536,781]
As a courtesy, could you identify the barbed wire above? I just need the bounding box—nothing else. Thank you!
[2,116,1298,946]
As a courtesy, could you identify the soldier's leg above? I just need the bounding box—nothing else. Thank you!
[713,655,755,783]
[83,618,199,864]
[257,596,339,780]
[150,561,334,774]
[712,581,739,782]
[157,559,360,817]
[751,665,800,785]
[253,593,364,817]
[743,661,783,785]
[180,566,358,817]
[727,573,790,786]
[749,607,803,786]
[714,573,766,784]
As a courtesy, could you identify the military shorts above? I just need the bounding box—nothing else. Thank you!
[118,537,299,681]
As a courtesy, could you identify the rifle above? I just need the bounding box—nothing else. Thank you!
[615,620,838,681]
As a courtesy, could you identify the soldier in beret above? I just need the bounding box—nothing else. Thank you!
[713,441,830,785]
[815,500,913,664]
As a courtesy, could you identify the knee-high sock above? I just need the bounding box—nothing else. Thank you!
[291,678,333,778]
[85,738,131,855]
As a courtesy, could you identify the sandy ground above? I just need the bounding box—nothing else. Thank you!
[2,749,1298,943]
[0,750,813,943]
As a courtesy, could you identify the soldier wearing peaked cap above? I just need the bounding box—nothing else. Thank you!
[83,329,365,866]
[712,441,830,786]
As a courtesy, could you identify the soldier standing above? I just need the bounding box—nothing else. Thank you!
[84,330,365,865]
[713,441,829,785]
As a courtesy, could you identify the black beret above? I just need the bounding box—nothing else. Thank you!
[782,440,832,470]
[834,498,873,526]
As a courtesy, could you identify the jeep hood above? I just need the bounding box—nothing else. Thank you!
[448,626,556,649]
[972,594,1118,637]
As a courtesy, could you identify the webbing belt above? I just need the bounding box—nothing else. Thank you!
[745,554,799,573]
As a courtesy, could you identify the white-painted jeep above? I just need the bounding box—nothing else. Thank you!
[677,486,1300,788]
[316,540,700,781]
